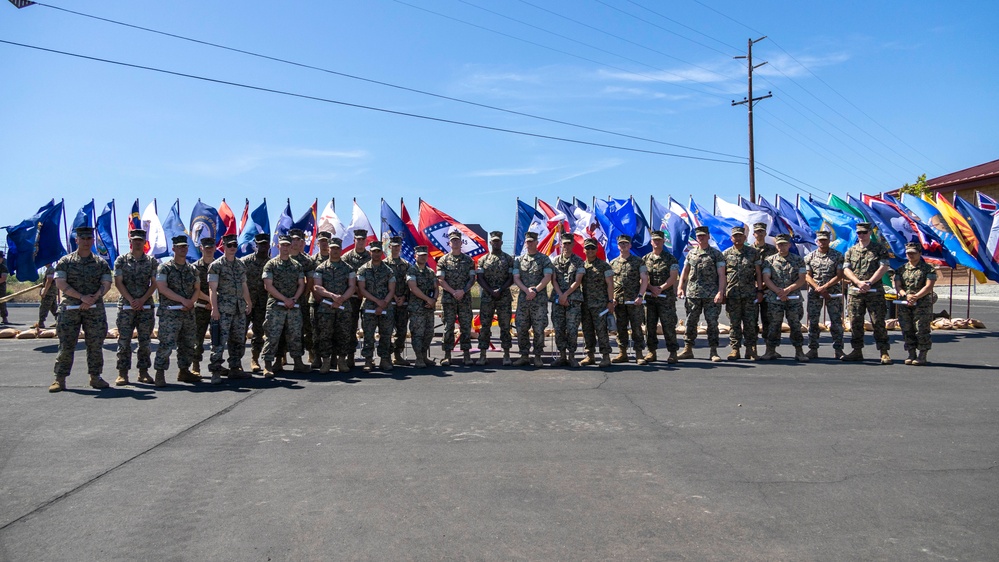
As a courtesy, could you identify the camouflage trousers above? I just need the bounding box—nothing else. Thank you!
[645,297,678,352]
[0,283,6,318]
[478,296,513,352]
[278,298,312,359]
[551,301,582,353]
[193,305,211,362]
[725,297,758,349]
[581,305,612,355]
[897,298,932,351]
[361,306,395,359]
[54,306,108,377]
[441,299,473,352]
[347,297,362,357]
[39,292,58,325]
[614,302,646,353]
[684,298,721,347]
[115,307,155,371]
[247,295,267,357]
[807,294,844,350]
[847,292,889,351]
[516,299,549,355]
[392,303,410,354]
[209,310,247,373]
[262,306,303,361]
[766,298,804,347]
[409,307,435,354]
[154,309,196,371]
[758,300,770,345]
[314,302,353,360]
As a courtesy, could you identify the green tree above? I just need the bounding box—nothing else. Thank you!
[899,173,928,197]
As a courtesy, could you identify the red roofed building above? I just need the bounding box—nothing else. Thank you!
[924,158,999,202]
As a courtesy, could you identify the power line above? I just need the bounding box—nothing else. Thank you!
[0,38,750,165]
[602,0,742,55]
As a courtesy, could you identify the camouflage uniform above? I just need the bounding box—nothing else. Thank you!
[0,258,7,320]
[550,252,585,354]
[437,252,475,352]
[39,265,59,326]
[683,246,726,347]
[386,255,413,355]
[282,252,315,358]
[240,252,269,359]
[723,245,761,349]
[53,253,112,377]
[477,251,515,352]
[310,252,330,359]
[357,261,396,360]
[113,253,157,372]
[763,253,807,347]
[192,255,214,363]
[514,252,553,355]
[610,253,647,354]
[894,260,937,353]
[752,241,778,343]
[342,248,371,356]
[154,260,199,372]
[407,263,438,355]
[581,258,614,356]
[261,257,304,362]
[804,248,845,351]
[844,241,891,352]
[644,251,679,353]
[313,259,355,361]
[207,257,248,373]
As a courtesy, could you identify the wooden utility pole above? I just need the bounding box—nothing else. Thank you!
[733,37,772,204]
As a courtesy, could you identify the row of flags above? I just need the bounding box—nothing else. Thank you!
[5,192,999,283]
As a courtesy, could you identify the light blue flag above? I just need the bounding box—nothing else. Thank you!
[650,196,692,268]
[270,200,294,257]
[798,198,857,254]
[688,196,741,251]
[237,200,270,257]
[595,198,638,260]
[900,194,984,273]
[514,199,536,257]
[847,195,906,268]
[162,199,196,262]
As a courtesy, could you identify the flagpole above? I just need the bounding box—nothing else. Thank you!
[966,268,972,319]
[948,268,954,316]
[111,199,119,257]
[61,199,69,254]
[90,198,97,255]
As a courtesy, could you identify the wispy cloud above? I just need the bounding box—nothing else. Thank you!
[180,146,370,180]
[477,159,624,193]
[466,165,558,178]
[755,52,851,78]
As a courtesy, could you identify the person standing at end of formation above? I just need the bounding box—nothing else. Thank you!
[261,235,306,377]
[0,250,8,324]
[407,245,439,369]
[513,232,553,368]
[761,234,808,361]
[357,241,397,372]
[475,231,515,366]
[285,229,316,369]
[580,238,616,368]
[153,236,200,388]
[112,229,157,386]
[677,226,727,362]
[312,236,356,373]
[341,230,372,369]
[804,230,845,359]
[610,235,649,365]
[643,230,680,364]
[841,222,892,364]
[437,230,476,366]
[191,237,216,378]
[895,242,937,366]
[751,223,778,351]
[723,226,762,361]
[49,226,113,392]
[386,236,413,366]
[550,233,585,368]
[207,234,252,384]
[37,263,59,329]
[241,233,271,373]
[308,231,332,368]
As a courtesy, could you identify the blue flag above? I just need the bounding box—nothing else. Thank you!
[848,195,906,267]
[650,196,691,269]
[901,194,983,273]
[688,196,741,251]
[595,198,640,260]
[190,199,222,258]
[162,199,196,262]
[514,199,537,257]
[291,202,317,254]
[798,198,857,254]
[632,198,652,257]
[69,200,95,251]
[237,200,270,257]
[953,195,999,282]
[380,200,418,264]
[95,200,118,266]
[4,200,66,281]
[271,200,294,257]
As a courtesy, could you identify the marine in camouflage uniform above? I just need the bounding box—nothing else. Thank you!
[0,251,8,323]
[38,264,59,328]
[437,230,476,366]
[240,233,271,372]
[309,232,332,367]
[842,222,892,364]
[207,234,251,382]
[678,226,727,361]
[579,239,615,367]
[476,231,515,365]
[751,223,778,347]
[357,241,397,371]
[261,235,306,376]
[610,235,649,364]
[312,236,356,373]
[550,234,585,367]
[154,236,201,387]
[113,229,158,385]
[895,242,937,365]
[761,235,808,361]
[191,237,216,375]
[49,226,114,392]
[407,246,439,368]
[276,228,316,368]
[385,236,413,365]
[723,226,762,360]
[342,230,372,367]
[513,231,553,367]
[643,230,680,363]
[804,231,845,359]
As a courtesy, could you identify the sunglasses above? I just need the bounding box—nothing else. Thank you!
[225,242,238,248]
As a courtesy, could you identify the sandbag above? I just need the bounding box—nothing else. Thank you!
[15,330,36,339]
[38,329,57,339]
[0,328,17,339]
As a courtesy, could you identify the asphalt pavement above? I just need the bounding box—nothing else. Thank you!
[1,301,997,561]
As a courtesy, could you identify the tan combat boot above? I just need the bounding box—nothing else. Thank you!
[250,350,261,373]
[727,347,740,361]
[475,350,487,366]
[913,350,928,366]
[794,346,809,362]
[89,375,109,389]
[677,343,695,360]
[599,353,612,368]
[363,358,374,372]
[263,361,275,378]
[760,345,778,361]
[394,351,411,366]
[709,348,722,363]
[309,351,320,369]
[904,349,917,365]
[337,355,350,373]
[579,352,597,366]
[512,354,531,367]
[137,369,154,384]
[49,376,66,393]
[611,351,629,363]
[636,353,648,366]
[880,352,892,365]
[643,350,657,363]
[440,351,452,367]
[190,361,200,376]
[841,348,863,362]
[380,357,394,371]
[115,370,130,386]
[667,350,678,364]
[744,345,757,361]
[154,369,167,387]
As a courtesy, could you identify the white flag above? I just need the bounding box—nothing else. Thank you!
[318,200,346,237]
[142,201,169,259]
[343,200,377,253]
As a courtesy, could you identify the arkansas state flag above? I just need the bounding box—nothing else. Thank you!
[217,199,238,254]
[418,199,487,263]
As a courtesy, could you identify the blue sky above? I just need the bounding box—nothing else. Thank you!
[2,0,997,247]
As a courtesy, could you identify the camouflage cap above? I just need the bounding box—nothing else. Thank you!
[616,234,632,244]
[489,231,503,241]
[694,226,710,236]
[389,236,402,246]
[222,234,238,245]
[523,231,538,241]
[75,226,94,237]
[449,230,464,241]
[317,231,332,240]
[650,230,665,240]
[731,225,746,235]
[369,241,384,251]
[415,245,429,255]
[128,229,147,240]
[329,237,343,248]
[583,239,598,249]
[172,235,189,246]
[905,241,921,253]
[775,234,792,244]
[200,237,215,247]
[288,228,305,239]
[353,229,367,239]
[277,235,292,245]
[856,222,872,233]
[816,230,831,240]
[753,222,768,232]
[254,233,270,244]
[560,233,574,243]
